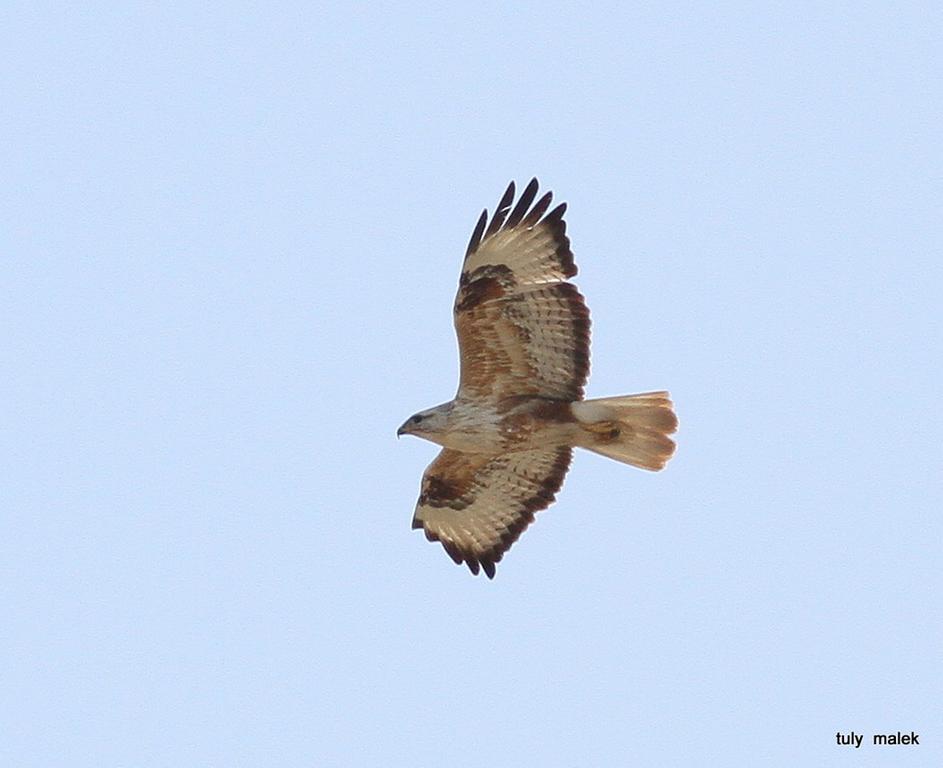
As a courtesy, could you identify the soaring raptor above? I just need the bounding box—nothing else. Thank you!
[398,179,677,578]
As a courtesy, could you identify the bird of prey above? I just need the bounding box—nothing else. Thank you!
[398,179,677,578]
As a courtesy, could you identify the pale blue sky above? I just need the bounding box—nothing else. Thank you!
[2,2,940,766]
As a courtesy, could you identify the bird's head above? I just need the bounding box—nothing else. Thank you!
[397,404,451,442]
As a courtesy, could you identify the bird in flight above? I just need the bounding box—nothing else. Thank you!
[398,179,677,578]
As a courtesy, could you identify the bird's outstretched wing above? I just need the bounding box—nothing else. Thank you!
[412,447,573,578]
[454,179,591,403]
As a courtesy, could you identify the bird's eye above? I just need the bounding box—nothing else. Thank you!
[411,414,423,424]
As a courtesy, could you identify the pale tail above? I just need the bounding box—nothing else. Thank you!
[571,391,678,471]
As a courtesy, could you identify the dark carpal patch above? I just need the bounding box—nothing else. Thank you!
[456,264,515,312]
[455,276,505,312]
[419,474,470,509]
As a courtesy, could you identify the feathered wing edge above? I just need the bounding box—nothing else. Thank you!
[411,447,573,579]
[454,179,589,401]
[464,178,574,278]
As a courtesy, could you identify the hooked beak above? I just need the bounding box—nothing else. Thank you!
[396,421,410,438]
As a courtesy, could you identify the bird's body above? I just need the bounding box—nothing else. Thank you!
[409,397,579,454]
[399,179,677,578]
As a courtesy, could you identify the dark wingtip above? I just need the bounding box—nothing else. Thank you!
[545,201,567,222]
[483,181,516,239]
[442,540,464,565]
[506,177,540,229]
[522,190,554,227]
[466,208,488,257]
[469,179,563,255]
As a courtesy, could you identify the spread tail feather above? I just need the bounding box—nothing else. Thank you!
[571,391,678,471]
